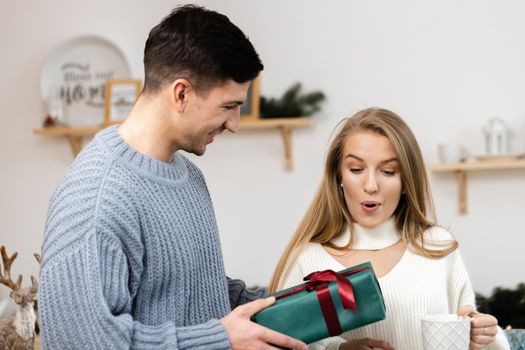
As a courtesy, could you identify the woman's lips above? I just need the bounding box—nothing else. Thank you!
[361,201,381,213]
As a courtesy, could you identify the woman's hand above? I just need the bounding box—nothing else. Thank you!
[339,338,395,350]
[458,305,499,349]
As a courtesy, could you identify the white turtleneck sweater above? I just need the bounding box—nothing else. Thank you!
[281,219,510,350]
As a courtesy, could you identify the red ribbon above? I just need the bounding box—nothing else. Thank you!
[276,267,368,336]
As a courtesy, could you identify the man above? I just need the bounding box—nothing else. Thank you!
[39,5,307,350]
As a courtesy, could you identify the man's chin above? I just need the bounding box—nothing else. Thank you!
[191,146,206,156]
[182,142,207,156]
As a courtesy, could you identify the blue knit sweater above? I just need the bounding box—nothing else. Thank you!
[39,126,263,349]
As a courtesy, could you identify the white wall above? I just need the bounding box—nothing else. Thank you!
[0,1,524,312]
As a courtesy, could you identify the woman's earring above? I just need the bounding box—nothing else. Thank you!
[340,183,344,188]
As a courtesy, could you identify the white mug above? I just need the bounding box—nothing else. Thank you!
[437,144,466,164]
[421,314,471,350]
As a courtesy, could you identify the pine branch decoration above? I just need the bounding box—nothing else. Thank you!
[260,82,326,118]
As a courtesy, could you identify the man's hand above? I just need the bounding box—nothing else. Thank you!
[340,338,395,350]
[220,297,308,350]
[457,305,498,350]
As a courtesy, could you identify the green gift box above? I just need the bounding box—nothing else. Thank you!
[253,262,386,344]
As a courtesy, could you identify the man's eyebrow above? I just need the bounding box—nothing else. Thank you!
[223,100,244,106]
[344,154,398,165]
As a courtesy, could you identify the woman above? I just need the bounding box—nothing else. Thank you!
[269,108,509,350]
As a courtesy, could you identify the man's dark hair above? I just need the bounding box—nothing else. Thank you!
[143,4,263,95]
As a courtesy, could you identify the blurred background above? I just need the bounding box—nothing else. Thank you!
[0,0,523,317]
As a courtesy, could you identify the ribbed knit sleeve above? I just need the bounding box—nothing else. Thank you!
[446,250,476,312]
[226,278,266,309]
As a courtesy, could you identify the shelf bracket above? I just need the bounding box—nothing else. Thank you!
[279,126,293,171]
[66,135,83,157]
[456,170,467,215]
[429,159,525,214]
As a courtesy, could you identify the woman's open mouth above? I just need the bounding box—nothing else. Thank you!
[361,201,381,213]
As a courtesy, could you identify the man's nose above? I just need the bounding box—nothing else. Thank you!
[225,111,240,133]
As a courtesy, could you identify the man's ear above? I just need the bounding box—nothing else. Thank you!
[170,79,192,113]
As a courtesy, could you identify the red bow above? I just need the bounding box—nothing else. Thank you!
[276,267,368,336]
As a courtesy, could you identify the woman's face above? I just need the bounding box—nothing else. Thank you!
[339,130,402,228]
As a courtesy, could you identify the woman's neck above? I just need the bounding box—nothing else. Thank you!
[331,218,400,250]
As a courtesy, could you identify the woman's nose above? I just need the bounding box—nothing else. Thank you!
[363,173,379,194]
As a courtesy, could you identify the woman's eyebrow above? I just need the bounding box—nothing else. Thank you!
[344,153,364,161]
[344,154,398,165]
[379,157,398,165]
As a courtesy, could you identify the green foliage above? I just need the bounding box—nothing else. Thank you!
[476,283,525,328]
[260,82,326,118]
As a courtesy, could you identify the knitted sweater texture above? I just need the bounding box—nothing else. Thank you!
[39,126,262,349]
[281,221,510,350]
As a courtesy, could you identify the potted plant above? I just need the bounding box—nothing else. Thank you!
[260,82,326,118]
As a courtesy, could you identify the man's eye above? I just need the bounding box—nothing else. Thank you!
[224,105,238,110]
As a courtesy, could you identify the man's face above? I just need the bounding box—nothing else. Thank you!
[178,79,250,156]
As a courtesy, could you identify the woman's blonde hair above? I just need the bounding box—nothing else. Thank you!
[268,108,457,293]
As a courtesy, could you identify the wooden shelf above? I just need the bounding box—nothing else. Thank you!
[240,117,310,129]
[33,117,310,171]
[429,159,525,172]
[428,159,525,214]
[33,126,103,156]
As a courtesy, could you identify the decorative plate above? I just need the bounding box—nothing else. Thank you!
[40,35,131,127]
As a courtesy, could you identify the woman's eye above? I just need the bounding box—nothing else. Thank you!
[350,168,363,174]
[382,170,396,176]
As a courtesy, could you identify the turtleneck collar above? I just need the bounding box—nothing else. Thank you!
[330,218,400,250]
